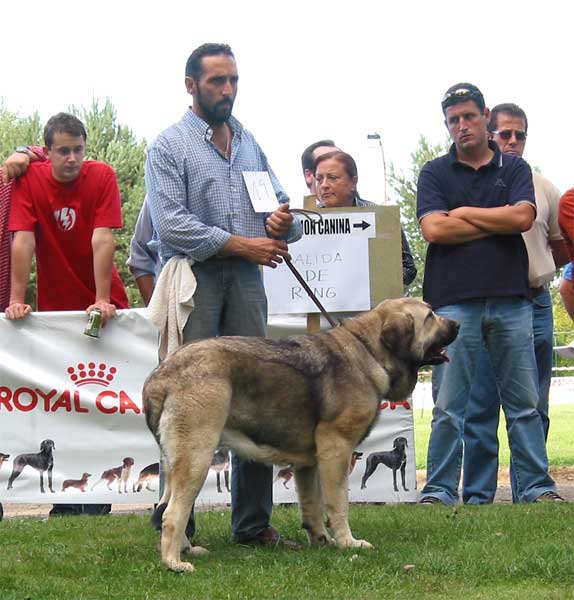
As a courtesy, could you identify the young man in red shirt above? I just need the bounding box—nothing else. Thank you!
[6,112,129,516]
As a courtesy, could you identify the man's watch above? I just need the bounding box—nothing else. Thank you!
[14,145,33,159]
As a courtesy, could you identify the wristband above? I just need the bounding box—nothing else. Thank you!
[14,145,34,159]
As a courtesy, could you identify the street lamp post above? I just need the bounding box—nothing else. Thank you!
[367,132,387,205]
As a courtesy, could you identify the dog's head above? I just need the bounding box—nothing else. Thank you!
[393,437,408,450]
[376,298,459,366]
[342,298,458,400]
[40,439,55,453]
[123,457,135,467]
[82,472,92,479]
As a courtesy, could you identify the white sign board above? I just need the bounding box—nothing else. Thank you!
[264,212,375,314]
[300,212,376,238]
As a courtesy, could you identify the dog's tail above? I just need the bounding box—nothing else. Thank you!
[142,371,167,445]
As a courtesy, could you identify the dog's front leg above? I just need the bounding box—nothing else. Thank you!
[400,463,409,492]
[40,471,45,494]
[48,466,55,493]
[294,465,333,545]
[316,430,373,550]
[392,468,399,493]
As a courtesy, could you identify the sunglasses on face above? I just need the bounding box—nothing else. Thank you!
[492,129,527,141]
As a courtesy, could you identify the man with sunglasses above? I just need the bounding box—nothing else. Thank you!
[416,83,562,505]
[462,104,570,504]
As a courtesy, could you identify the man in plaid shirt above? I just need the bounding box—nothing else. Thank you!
[146,42,301,547]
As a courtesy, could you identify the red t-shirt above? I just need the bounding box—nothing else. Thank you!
[9,161,129,311]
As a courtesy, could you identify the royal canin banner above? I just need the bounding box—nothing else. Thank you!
[0,309,417,505]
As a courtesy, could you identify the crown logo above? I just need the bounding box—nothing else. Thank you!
[67,362,117,387]
[380,399,411,411]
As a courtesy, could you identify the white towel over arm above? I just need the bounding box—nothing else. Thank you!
[147,256,197,360]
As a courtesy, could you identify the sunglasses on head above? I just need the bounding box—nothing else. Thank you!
[492,129,527,141]
[441,87,482,107]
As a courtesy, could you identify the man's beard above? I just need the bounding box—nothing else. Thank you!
[196,88,234,125]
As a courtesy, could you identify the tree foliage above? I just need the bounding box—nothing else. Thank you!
[388,135,449,296]
[0,102,43,160]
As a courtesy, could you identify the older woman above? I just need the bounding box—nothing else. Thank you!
[314,150,416,287]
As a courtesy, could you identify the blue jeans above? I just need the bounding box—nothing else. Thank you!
[181,257,272,541]
[463,289,554,503]
[421,297,556,505]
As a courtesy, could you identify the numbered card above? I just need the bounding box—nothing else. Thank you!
[242,171,278,213]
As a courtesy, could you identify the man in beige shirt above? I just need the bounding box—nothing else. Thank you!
[463,103,570,504]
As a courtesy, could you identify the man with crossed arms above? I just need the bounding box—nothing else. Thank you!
[417,83,561,505]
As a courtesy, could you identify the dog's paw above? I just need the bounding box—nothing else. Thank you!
[164,559,195,573]
[185,545,209,557]
[351,539,374,549]
[337,537,374,550]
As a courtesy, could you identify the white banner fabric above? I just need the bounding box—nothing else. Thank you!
[0,309,160,504]
[0,310,416,505]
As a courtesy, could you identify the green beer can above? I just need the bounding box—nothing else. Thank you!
[84,309,102,338]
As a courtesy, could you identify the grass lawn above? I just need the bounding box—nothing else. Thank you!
[3,404,573,598]
[414,403,574,470]
[2,504,574,599]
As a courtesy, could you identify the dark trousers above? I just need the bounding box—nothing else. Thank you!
[159,258,273,541]
[50,504,111,516]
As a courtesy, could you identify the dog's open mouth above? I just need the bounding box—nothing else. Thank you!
[421,344,450,366]
[420,323,459,366]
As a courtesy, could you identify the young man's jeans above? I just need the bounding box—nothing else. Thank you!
[462,289,554,503]
[421,297,556,505]
[160,257,272,542]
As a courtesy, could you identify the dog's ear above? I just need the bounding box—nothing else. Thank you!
[381,313,415,354]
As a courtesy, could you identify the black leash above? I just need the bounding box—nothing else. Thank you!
[285,209,339,329]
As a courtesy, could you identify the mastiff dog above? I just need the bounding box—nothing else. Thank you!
[143,297,458,572]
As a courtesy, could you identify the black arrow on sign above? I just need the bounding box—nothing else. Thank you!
[353,220,371,231]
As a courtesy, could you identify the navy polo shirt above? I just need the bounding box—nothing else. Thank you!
[416,141,535,309]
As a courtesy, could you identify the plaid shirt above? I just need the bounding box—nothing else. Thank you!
[0,146,46,311]
[0,176,13,311]
[145,109,301,263]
